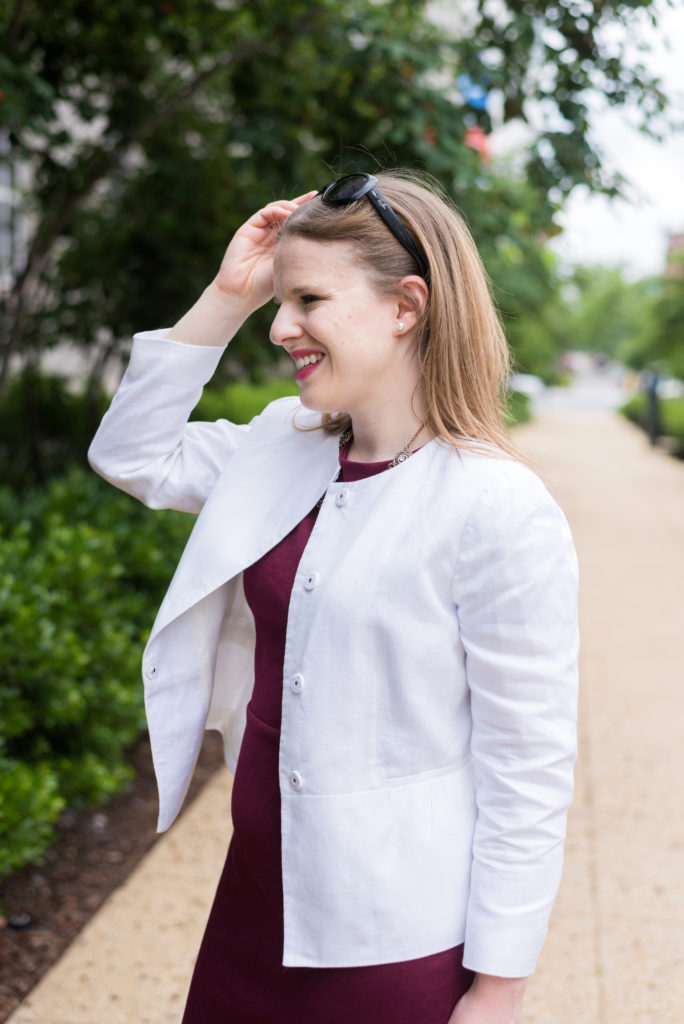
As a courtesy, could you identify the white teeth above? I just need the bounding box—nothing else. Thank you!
[295,353,324,370]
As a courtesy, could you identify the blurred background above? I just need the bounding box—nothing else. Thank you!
[1,0,683,1018]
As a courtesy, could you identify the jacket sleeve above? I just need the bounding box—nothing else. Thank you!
[88,330,255,514]
[452,464,579,978]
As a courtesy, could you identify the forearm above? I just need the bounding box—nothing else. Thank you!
[167,278,256,347]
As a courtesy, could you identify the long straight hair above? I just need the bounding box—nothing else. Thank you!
[279,170,523,461]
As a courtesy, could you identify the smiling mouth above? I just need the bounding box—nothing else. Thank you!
[294,353,324,371]
[293,353,325,382]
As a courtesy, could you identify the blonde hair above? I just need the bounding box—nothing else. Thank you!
[279,169,523,461]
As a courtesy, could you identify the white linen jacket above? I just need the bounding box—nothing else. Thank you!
[88,330,579,978]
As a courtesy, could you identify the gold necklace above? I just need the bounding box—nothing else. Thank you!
[388,423,425,468]
[339,422,425,468]
[314,423,425,512]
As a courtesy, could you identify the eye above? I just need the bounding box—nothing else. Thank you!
[300,294,321,305]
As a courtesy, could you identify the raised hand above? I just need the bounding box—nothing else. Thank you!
[215,192,317,312]
[168,190,316,347]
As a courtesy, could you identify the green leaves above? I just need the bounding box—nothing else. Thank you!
[0,0,674,443]
[0,760,64,878]
[0,468,192,876]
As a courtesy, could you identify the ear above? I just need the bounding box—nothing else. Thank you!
[394,275,429,332]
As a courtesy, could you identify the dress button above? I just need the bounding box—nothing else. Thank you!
[335,488,349,507]
[290,673,305,694]
[289,770,303,791]
[144,662,157,680]
[303,571,319,591]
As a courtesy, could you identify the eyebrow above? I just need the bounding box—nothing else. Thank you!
[290,284,318,295]
[274,283,327,302]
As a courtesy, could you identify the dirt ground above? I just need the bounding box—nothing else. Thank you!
[0,733,224,1023]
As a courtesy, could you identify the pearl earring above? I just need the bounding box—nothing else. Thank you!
[397,321,406,332]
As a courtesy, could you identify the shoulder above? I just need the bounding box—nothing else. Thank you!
[432,440,553,514]
[430,443,575,566]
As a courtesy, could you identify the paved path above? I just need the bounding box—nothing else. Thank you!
[8,411,684,1023]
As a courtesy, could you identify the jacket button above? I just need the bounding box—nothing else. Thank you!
[335,488,349,507]
[290,673,304,694]
[303,571,319,591]
[144,663,157,680]
[288,770,303,791]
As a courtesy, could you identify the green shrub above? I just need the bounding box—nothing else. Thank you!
[191,377,299,424]
[195,379,534,428]
[620,391,684,453]
[619,393,646,426]
[507,390,532,426]
[0,760,65,877]
[0,468,192,877]
[661,396,684,444]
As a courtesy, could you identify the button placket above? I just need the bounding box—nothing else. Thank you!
[288,770,303,791]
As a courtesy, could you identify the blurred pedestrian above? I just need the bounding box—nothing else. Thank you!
[644,369,662,446]
[89,171,579,1024]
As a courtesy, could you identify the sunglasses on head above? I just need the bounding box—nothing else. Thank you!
[319,173,430,284]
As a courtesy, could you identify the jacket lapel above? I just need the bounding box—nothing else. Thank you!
[150,409,341,638]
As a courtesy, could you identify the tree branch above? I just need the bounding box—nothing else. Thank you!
[6,0,27,46]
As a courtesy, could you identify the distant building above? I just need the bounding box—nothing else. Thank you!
[0,127,27,294]
[665,232,684,279]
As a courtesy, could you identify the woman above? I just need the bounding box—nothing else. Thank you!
[89,171,579,1024]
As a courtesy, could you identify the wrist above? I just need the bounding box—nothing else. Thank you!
[168,280,255,347]
[204,278,258,323]
[469,972,527,1008]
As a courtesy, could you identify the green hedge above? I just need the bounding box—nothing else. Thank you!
[0,469,193,877]
[507,390,532,426]
[191,377,299,423]
[619,392,645,426]
[619,391,684,453]
[194,379,533,428]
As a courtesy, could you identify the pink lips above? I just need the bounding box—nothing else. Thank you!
[291,350,325,382]
[294,359,324,381]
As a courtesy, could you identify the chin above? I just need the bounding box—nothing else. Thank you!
[297,390,338,415]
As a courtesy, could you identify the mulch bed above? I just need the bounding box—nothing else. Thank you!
[0,731,225,1023]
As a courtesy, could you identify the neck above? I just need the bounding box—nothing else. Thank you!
[346,406,429,463]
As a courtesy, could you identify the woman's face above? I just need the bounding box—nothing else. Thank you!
[271,236,416,419]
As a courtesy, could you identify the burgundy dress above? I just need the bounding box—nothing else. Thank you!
[182,443,473,1024]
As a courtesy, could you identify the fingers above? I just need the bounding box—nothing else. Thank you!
[263,191,317,216]
[249,202,297,228]
[291,189,318,206]
[248,191,317,232]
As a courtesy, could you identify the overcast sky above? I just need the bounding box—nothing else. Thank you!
[547,1,684,279]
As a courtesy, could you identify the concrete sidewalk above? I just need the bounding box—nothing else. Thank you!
[8,412,684,1023]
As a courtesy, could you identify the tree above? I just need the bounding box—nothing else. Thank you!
[551,265,660,366]
[0,0,671,474]
[649,254,684,379]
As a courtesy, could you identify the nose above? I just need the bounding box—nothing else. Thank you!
[269,303,303,348]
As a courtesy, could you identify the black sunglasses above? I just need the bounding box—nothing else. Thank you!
[319,173,430,283]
